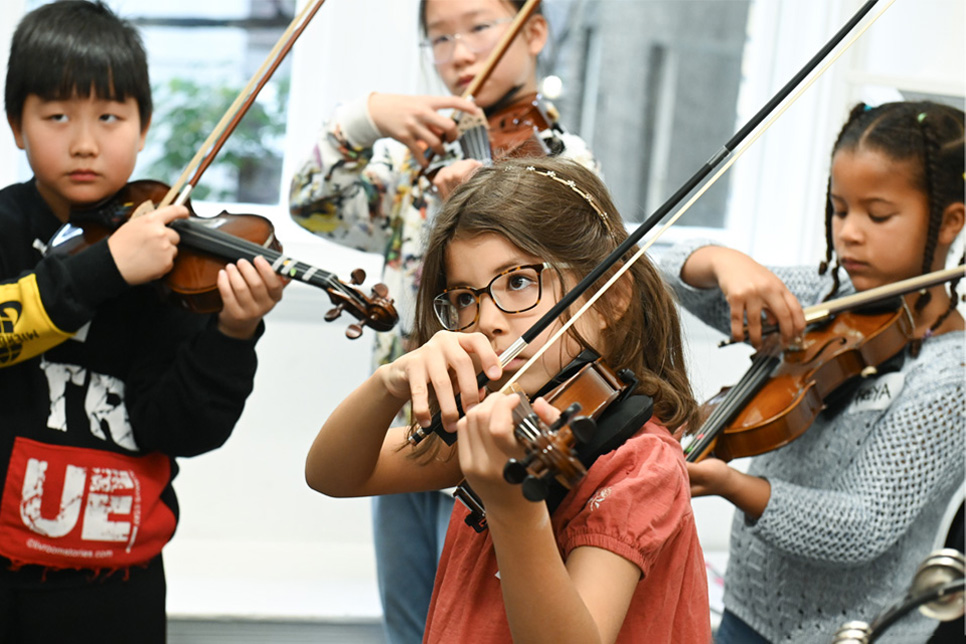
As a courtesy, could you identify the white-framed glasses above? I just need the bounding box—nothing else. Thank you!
[433,262,552,331]
[420,17,514,65]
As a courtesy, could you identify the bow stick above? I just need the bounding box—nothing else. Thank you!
[717,265,966,347]
[462,0,542,102]
[412,0,895,446]
[421,0,542,169]
[156,0,328,209]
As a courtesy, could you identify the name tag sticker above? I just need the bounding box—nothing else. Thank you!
[848,372,905,413]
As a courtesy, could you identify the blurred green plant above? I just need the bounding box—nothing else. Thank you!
[145,76,289,203]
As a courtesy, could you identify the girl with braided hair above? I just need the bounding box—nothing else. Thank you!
[662,100,965,643]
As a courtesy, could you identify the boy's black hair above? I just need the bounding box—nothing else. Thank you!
[5,1,152,128]
[819,101,966,341]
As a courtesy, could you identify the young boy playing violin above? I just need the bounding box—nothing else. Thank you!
[288,2,597,641]
[663,101,965,643]
[0,2,283,640]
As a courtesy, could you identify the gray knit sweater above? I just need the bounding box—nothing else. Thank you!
[661,241,965,644]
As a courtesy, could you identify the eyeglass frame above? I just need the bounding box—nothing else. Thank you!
[433,262,554,331]
[419,17,515,65]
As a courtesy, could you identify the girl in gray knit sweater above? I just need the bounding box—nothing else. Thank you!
[663,101,965,643]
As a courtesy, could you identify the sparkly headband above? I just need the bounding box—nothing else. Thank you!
[518,165,614,235]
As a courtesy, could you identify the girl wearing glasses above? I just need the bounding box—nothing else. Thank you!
[289,2,597,641]
[305,157,710,643]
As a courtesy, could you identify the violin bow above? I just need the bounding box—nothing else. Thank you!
[717,265,965,347]
[421,0,542,168]
[414,0,896,446]
[462,0,542,102]
[155,0,328,209]
[803,266,965,323]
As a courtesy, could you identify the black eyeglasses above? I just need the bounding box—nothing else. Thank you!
[433,263,551,331]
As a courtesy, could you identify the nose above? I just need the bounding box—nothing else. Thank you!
[69,121,98,158]
[474,292,507,336]
[450,36,476,66]
[834,212,864,246]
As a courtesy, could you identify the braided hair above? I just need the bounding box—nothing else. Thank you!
[819,101,965,339]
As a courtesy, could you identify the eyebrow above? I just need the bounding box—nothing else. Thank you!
[829,193,897,206]
[446,260,540,289]
[426,9,487,33]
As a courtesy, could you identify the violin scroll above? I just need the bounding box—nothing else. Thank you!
[51,180,399,339]
[501,357,629,501]
[323,268,397,339]
[503,397,591,502]
[454,355,647,532]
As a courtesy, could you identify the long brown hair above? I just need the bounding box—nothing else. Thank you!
[410,157,698,453]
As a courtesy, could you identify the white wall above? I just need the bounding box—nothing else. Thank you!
[0,0,963,622]
[0,0,26,181]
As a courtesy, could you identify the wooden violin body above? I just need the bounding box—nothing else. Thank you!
[49,180,398,338]
[484,92,559,160]
[455,354,648,532]
[682,303,915,463]
[422,92,558,181]
[503,356,631,498]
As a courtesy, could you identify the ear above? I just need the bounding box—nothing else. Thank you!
[523,14,548,57]
[938,201,965,245]
[599,271,634,331]
[7,114,26,150]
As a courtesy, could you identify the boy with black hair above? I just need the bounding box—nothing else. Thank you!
[0,2,283,640]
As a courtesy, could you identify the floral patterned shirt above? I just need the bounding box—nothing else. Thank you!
[288,96,598,369]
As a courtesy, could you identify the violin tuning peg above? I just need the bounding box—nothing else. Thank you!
[503,459,528,485]
[549,402,582,433]
[346,324,363,340]
[325,306,343,322]
[570,416,596,444]
[350,268,366,285]
[372,283,389,298]
[521,475,550,502]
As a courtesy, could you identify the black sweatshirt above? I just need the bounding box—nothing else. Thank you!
[0,180,260,576]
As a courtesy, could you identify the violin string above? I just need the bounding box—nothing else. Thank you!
[501,0,896,396]
[475,126,493,164]
[686,349,781,458]
[175,219,362,302]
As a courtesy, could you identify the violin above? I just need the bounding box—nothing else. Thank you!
[420,0,546,178]
[681,264,966,463]
[461,91,560,159]
[48,0,397,339]
[49,180,398,339]
[409,0,890,449]
[454,353,652,532]
[682,302,913,463]
[421,91,559,184]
